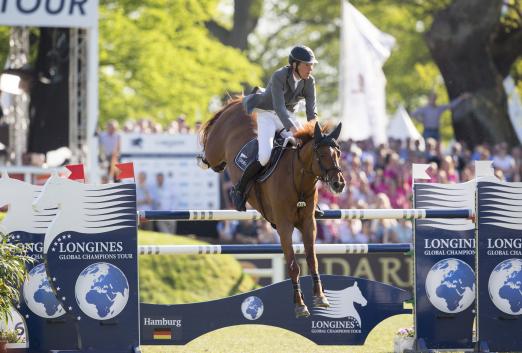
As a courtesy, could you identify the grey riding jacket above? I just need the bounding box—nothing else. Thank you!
[243,65,318,130]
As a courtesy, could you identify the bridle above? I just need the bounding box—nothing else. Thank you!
[291,136,342,209]
[313,138,342,183]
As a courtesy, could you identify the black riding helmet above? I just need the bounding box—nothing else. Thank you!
[288,45,318,65]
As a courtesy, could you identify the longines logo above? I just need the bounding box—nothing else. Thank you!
[12,241,44,253]
[56,241,124,253]
[424,238,475,256]
[312,282,367,335]
[487,238,522,255]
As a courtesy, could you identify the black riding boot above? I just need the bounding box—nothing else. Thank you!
[230,161,263,211]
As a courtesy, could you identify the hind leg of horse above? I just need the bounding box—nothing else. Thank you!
[299,220,330,308]
[278,223,310,318]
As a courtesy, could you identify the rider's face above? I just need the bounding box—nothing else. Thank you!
[296,63,314,79]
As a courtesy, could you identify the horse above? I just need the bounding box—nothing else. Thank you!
[199,98,346,318]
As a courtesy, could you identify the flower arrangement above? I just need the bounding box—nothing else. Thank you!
[396,326,415,338]
[394,327,415,353]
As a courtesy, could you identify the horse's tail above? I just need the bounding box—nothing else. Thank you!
[199,96,243,149]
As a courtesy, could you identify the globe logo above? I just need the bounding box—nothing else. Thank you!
[22,263,66,318]
[488,258,522,316]
[75,263,129,320]
[425,258,475,313]
[241,296,264,320]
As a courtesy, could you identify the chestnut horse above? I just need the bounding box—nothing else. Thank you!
[199,98,345,317]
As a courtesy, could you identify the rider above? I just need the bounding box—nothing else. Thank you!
[230,45,319,212]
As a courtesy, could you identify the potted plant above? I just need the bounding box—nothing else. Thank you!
[0,329,22,352]
[0,330,6,353]
[0,232,33,353]
[394,326,415,353]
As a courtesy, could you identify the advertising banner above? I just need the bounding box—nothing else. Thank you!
[476,179,522,352]
[414,181,476,349]
[0,0,98,28]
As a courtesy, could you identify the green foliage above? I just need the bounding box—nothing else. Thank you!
[98,0,261,127]
[138,231,256,304]
[249,0,464,137]
[0,234,33,325]
[0,328,22,343]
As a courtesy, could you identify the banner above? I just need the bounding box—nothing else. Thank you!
[121,133,220,210]
[339,0,395,144]
[0,0,98,28]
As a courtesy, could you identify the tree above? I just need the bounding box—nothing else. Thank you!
[425,0,521,147]
[98,0,262,126]
[211,0,522,146]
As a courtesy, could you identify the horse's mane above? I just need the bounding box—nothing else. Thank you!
[199,97,243,147]
[294,120,329,144]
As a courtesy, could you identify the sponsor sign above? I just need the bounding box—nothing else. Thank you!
[476,179,522,352]
[141,275,411,346]
[121,133,219,210]
[0,0,98,28]
[413,181,476,349]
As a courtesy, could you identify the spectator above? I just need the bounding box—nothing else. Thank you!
[492,142,516,181]
[176,115,190,134]
[441,155,459,183]
[387,219,412,243]
[136,171,154,230]
[370,193,396,243]
[411,91,471,141]
[98,120,121,181]
[257,220,279,244]
[234,220,259,244]
[150,172,176,234]
[217,219,238,243]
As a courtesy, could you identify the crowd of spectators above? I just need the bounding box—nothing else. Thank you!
[98,115,522,245]
[217,137,522,245]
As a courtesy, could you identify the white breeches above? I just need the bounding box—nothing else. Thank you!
[255,109,303,166]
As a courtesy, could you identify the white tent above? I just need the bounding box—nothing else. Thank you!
[387,105,423,141]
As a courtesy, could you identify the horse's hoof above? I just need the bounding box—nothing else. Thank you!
[313,295,330,308]
[295,304,310,318]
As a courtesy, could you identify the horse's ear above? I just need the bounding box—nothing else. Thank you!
[329,122,342,141]
[314,122,323,144]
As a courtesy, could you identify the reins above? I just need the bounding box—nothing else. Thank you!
[292,143,319,209]
[291,138,342,210]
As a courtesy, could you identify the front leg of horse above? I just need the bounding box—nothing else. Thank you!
[301,224,330,309]
[279,225,310,318]
[308,255,330,309]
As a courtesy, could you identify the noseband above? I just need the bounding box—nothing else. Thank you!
[314,139,342,183]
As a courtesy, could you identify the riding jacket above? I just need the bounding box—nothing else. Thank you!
[243,65,318,130]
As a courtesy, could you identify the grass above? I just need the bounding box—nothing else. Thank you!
[138,231,257,304]
[138,230,414,353]
[141,315,413,353]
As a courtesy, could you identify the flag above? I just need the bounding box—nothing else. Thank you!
[504,76,522,142]
[66,164,85,181]
[153,328,172,340]
[339,0,395,144]
[115,162,135,180]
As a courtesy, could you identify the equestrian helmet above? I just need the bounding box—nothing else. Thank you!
[289,45,318,65]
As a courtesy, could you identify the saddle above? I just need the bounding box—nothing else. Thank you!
[234,133,287,183]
